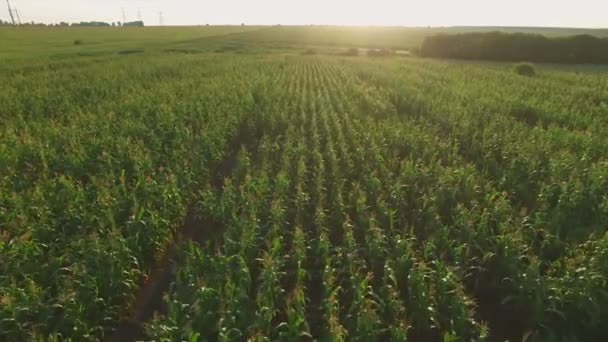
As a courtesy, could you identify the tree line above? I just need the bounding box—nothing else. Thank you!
[0,19,144,27]
[420,31,608,64]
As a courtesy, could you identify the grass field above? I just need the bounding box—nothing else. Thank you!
[3,25,608,61]
[1,26,608,341]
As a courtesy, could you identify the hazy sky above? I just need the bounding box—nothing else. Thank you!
[3,0,607,27]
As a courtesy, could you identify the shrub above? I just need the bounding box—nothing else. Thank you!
[303,48,317,55]
[73,40,84,45]
[513,63,536,77]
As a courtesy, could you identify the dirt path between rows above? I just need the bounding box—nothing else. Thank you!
[107,207,211,341]
[105,153,243,341]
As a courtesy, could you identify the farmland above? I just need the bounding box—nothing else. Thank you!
[1,26,608,341]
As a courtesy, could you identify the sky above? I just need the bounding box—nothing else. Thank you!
[2,0,607,28]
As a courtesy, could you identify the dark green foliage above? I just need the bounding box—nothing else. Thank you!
[71,21,111,27]
[420,31,608,64]
[117,49,144,55]
[513,63,536,77]
[123,21,145,28]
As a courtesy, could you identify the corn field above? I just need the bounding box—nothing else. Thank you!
[1,50,608,341]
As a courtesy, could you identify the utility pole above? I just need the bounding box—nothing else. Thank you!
[6,0,15,25]
[137,8,142,22]
[158,11,163,26]
[121,7,126,23]
[14,8,20,25]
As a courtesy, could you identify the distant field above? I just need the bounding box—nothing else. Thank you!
[2,26,608,341]
[0,26,259,60]
[3,25,608,61]
[215,25,608,50]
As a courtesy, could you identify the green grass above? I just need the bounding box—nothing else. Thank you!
[0,26,260,61]
[4,25,607,62]
[2,26,608,341]
[168,25,608,53]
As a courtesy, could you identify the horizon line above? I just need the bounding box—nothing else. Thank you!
[3,22,608,30]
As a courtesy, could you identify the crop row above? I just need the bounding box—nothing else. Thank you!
[2,54,607,341]
[145,58,608,341]
[0,54,281,340]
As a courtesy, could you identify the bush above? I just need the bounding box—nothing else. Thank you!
[73,40,84,45]
[303,48,317,55]
[513,63,536,77]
